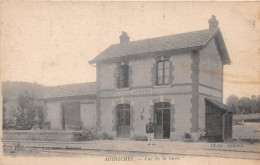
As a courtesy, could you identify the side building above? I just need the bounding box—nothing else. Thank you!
[41,82,97,130]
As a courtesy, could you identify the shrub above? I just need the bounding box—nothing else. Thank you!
[132,135,148,141]
[241,139,260,144]
[101,132,114,140]
[182,133,193,142]
[79,129,98,141]
[13,142,22,153]
[184,133,191,139]
[199,135,207,142]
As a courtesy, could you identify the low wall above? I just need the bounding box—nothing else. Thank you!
[2,130,82,142]
[233,113,260,121]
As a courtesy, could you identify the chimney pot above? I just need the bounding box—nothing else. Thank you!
[120,31,130,44]
[208,15,219,31]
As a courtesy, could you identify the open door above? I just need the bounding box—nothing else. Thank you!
[154,102,170,139]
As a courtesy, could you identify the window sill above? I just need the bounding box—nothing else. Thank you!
[115,87,130,91]
[153,84,171,88]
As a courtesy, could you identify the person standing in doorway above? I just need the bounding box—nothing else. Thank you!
[146,118,155,145]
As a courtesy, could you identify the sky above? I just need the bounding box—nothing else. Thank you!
[1,1,260,102]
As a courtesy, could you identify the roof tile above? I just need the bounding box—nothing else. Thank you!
[90,29,217,63]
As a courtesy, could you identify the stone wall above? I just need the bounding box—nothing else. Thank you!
[97,45,224,141]
[97,51,194,140]
[199,39,223,101]
[2,131,81,141]
[99,94,192,140]
[197,38,223,138]
[46,101,62,130]
[172,53,192,84]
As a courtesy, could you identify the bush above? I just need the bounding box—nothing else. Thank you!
[101,132,114,140]
[79,129,98,141]
[199,135,207,142]
[131,135,148,141]
[241,139,260,144]
[184,133,191,139]
[182,133,193,142]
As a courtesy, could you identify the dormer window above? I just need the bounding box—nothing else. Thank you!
[156,57,170,86]
[117,64,129,88]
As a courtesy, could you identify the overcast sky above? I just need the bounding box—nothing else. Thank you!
[1,1,260,101]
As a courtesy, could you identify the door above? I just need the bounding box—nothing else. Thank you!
[154,102,170,139]
[205,102,224,142]
[62,102,81,130]
[117,104,130,138]
[154,109,163,139]
[222,114,229,141]
[163,109,170,139]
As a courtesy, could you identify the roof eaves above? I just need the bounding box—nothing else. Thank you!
[205,28,231,65]
[89,45,204,64]
[39,94,96,102]
[203,28,220,49]
[205,98,234,113]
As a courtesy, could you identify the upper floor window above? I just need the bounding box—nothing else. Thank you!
[157,58,170,85]
[117,64,129,88]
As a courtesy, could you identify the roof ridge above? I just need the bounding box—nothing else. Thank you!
[111,29,211,46]
[203,28,219,48]
[51,82,96,87]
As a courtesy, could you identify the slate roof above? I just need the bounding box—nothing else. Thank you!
[205,98,234,113]
[90,28,230,64]
[41,82,96,100]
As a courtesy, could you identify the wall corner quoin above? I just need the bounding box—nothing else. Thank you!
[190,50,200,133]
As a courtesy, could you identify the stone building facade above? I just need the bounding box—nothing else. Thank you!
[42,16,232,141]
[89,15,231,141]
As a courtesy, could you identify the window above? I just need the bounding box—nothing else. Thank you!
[117,104,130,125]
[154,102,170,125]
[154,102,171,109]
[117,64,129,88]
[157,59,170,85]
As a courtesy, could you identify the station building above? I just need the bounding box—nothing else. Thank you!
[42,16,233,141]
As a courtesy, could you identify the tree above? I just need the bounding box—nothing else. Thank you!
[226,94,260,114]
[238,97,252,114]
[15,92,44,130]
[3,98,7,129]
[2,98,17,130]
[226,95,239,113]
[256,95,260,113]
[250,95,258,113]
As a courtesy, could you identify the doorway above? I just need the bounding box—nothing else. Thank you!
[116,104,130,138]
[154,102,170,139]
[62,102,81,130]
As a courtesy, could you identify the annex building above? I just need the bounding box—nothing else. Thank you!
[42,16,233,141]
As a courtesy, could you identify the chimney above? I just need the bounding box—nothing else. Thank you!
[208,15,219,31]
[119,31,130,44]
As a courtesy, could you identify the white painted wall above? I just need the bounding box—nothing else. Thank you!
[45,98,96,130]
[80,103,96,129]
[46,101,62,130]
